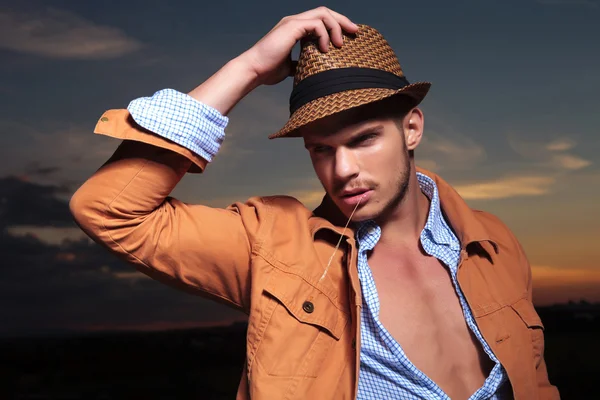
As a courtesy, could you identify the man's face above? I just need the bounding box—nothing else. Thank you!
[301,101,423,222]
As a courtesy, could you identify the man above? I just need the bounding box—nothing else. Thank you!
[70,7,559,400]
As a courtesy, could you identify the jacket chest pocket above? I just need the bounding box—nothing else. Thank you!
[509,297,545,367]
[252,268,349,378]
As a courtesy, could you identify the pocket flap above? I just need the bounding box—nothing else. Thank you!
[510,298,544,329]
[263,268,348,340]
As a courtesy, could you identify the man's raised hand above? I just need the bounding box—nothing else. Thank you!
[187,7,357,115]
[240,7,358,86]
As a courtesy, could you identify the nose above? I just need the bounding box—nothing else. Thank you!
[333,147,359,182]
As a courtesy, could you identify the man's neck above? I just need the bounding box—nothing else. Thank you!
[375,172,431,250]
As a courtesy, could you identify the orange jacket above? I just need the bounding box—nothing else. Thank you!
[70,109,560,399]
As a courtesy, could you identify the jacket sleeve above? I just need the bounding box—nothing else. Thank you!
[521,244,561,400]
[69,109,264,313]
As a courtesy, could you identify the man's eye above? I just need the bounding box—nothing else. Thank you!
[354,133,377,145]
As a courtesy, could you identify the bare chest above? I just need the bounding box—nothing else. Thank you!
[367,250,494,399]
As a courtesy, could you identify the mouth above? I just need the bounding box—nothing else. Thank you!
[338,188,373,206]
[341,188,369,197]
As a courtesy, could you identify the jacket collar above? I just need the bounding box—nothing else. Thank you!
[416,167,498,253]
[309,167,499,254]
[311,194,357,245]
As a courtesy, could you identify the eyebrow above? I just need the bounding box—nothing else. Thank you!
[304,123,384,149]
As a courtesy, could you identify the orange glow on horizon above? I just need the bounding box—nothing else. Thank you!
[532,265,600,305]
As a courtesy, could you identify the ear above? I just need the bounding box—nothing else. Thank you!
[403,107,424,151]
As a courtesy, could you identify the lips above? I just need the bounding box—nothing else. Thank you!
[338,188,373,206]
[340,188,370,197]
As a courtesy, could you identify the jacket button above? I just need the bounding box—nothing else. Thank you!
[302,301,314,314]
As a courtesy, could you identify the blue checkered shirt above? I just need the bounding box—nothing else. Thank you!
[355,175,507,399]
[127,89,508,399]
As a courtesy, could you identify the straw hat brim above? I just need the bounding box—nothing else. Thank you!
[269,81,431,139]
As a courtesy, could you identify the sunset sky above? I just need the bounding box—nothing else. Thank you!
[1,0,599,336]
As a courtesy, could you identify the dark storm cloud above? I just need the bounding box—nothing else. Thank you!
[0,177,245,337]
[25,162,61,177]
[0,176,73,228]
[0,229,246,337]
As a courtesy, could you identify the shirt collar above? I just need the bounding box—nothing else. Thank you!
[417,173,459,249]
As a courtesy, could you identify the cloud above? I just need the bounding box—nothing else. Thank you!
[0,120,119,191]
[0,176,74,229]
[552,154,592,170]
[454,175,556,200]
[0,227,246,337]
[24,163,61,177]
[418,131,486,171]
[546,138,576,152]
[536,0,599,8]
[508,135,592,172]
[0,8,143,59]
[113,271,151,281]
[6,225,86,245]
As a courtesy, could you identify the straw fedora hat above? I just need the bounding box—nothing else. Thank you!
[269,24,431,139]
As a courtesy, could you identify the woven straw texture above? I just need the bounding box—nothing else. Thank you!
[269,24,431,139]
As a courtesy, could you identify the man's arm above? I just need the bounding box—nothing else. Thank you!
[476,210,560,398]
[69,100,263,311]
[70,7,358,311]
[521,245,561,399]
[507,231,561,399]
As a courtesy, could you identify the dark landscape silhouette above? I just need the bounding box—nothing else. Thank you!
[1,304,599,399]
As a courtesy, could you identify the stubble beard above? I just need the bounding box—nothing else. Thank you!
[373,150,412,223]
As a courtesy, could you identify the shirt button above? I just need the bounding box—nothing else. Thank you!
[302,301,314,314]
[100,117,109,122]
